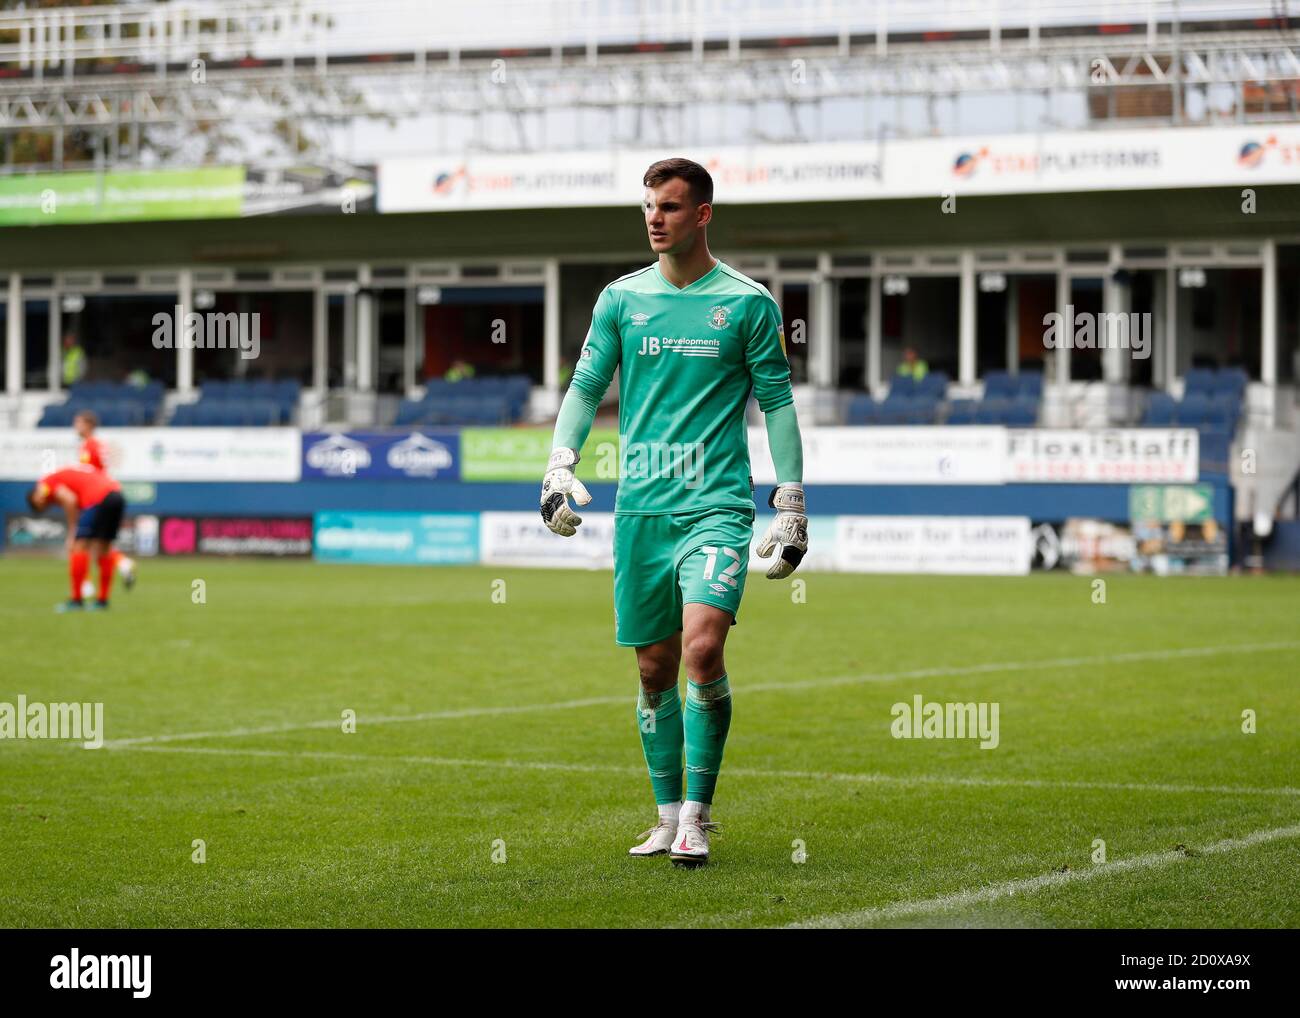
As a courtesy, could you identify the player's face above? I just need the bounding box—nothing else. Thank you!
[29,487,49,512]
[643,179,710,256]
[74,417,92,438]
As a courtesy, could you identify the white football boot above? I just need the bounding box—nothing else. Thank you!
[118,555,136,591]
[629,803,681,857]
[669,801,719,868]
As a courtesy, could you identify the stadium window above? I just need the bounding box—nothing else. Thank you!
[78,295,178,389]
[1276,246,1300,385]
[1174,268,1262,379]
[778,282,810,385]
[422,285,544,385]
[881,276,959,382]
[375,289,407,394]
[23,299,51,389]
[192,291,314,388]
[326,293,349,389]
[1124,269,1162,388]
[1067,277,1104,382]
[559,263,644,393]
[996,274,1055,379]
[836,277,869,388]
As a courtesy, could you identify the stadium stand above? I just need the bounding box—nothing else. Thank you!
[170,380,301,426]
[847,372,949,425]
[847,371,1043,427]
[393,376,531,427]
[1140,366,1247,479]
[37,381,165,428]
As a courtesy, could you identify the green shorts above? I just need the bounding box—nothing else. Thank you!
[612,507,755,647]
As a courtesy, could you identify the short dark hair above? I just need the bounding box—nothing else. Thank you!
[643,157,713,206]
[26,484,41,512]
[74,409,98,428]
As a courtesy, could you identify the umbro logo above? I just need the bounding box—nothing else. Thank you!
[630,312,650,324]
[709,583,728,594]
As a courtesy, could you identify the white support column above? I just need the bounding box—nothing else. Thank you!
[47,295,61,391]
[404,285,422,394]
[177,269,194,393]
[1261,239,1277,387]
[867,270,882,394]
[543,257,560,394]
[1151,269,1165,388]
[812,254,835,388]
[1164,264,1178,388]
[958,250,976,384]
[1103,245,1127,383]
[312,286,327,394]
[1005,277,1019,374]
[1055,271,1071,385]
[5,274,22,394]
[342,290,357,389]
[356,267,373,393]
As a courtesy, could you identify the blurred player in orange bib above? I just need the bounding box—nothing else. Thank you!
[28,464,130,612]
[73,409,136,592]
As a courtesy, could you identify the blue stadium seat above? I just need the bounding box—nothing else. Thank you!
[846,394,877,425]
[975,399,1012,425]
[1143,393,1177,425]
[38,403,75,427]
[874,398,911,424]
[908,395,942,424]
[983,371,1016,399]
[1015,371,1044,399]
[946,400,978,425]
[394,400,426,426]
[1184,367,1216,395]
[1004,399,1038,426]
[886,376,916,400]
[915,371,949,398]
[1174,394,1211,427]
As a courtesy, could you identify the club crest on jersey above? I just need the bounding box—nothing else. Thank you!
[707,305,732,330]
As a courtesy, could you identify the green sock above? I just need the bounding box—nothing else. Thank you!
[637,685,683,805]
[684,674,732,805]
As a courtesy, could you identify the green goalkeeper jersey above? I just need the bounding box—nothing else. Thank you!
[570,259,793,515]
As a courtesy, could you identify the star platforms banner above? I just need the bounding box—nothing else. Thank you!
[379,124,1300,211]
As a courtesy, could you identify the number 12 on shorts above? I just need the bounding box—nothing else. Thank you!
[701,546,741,588]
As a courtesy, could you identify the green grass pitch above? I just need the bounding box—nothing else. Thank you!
[1,558,1297,928]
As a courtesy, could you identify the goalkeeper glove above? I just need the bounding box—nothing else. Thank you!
[756,482,808,579]
[540,447,591,537]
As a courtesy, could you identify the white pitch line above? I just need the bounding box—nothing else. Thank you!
[107,744,1300,799]
[101,640,1300,749]
[784,822,1300,929]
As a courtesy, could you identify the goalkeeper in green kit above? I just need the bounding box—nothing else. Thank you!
[540,158,807,867]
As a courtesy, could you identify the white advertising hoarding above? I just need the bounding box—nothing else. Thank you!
[379,124,1300,211]
[479,510,616,569]
[835,516,1033,575]
[750,426,1006,485]
[1004,429,1199,483]
[0,429,301,482]
[477,511,1028,575]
